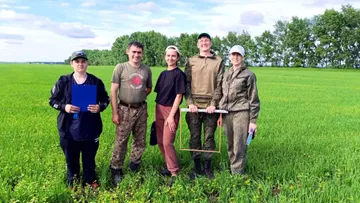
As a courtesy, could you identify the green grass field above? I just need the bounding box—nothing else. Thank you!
[0,64,359,202]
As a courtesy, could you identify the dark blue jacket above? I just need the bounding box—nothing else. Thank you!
[49,73,109,138]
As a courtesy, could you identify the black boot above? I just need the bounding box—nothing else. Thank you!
[129,162,140,172]
[204,160,214,179]
[189,158,202,180]
[111,168,123,187]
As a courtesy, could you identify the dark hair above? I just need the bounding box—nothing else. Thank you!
[127,41,144,50]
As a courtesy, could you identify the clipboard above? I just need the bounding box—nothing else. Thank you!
[71,84,97,111]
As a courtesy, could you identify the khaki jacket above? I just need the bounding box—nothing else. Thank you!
[219,66,260,123]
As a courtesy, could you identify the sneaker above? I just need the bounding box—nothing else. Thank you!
[91,182,100,190]
[159,168,171,177]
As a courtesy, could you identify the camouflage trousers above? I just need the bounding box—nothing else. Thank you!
[110,102,148,170]
[185,112,219,160]
[223,110,249,174]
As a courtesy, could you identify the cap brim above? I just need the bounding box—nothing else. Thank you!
[72,56,88,61]
[198,33,211,40]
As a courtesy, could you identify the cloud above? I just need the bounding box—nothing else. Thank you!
[60,2,69,7]
[148,18,172,27]
[0,9,33,21]
[168,0,193,7]
[14,6,29,10]
[128,2,158,11]
[81,0,96,7]
[0,33,24,40]
[240,11,265,26]
[80,37,111,49]
[0,9,96,39]
[53,22,96,38]
[5,40,23,44]
[302,0,359,6]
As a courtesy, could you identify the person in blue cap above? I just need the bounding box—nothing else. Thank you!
[49,50,109,189]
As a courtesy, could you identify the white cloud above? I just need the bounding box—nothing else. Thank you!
[5,40,23,44]
[53,22,96,38]
[240,11,265,26]
[0,9,32,20]
[15,6,29,10]
[81,0,96,7]
[0,9,96,39]
[128,2,158,11]
[80,37,111,49]
[2,0,360,62]
[148,17,172,27]
[0,33,24,40]
[60,2,69,7]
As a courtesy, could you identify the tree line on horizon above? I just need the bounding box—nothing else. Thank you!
[64,5,360,69]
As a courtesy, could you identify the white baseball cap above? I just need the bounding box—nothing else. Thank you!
[165,45,181,56]
[229,45,245,56]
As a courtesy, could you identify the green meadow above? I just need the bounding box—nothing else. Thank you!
[0,64,359,202]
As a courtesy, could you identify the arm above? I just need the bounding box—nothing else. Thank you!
[49,77,67,112]
[111,83,120,124]
[98,80,109,112]
[210,60,225,107]
[247,73,260,131]
[184,59,194,106]
[165,94,183,132]
[146,68,153,96]
[169,94,182,118]
[146,87,152,95]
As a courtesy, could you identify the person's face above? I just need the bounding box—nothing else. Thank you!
[197,37,212,52]
[229,52,243,67]
[70,58,88,73]
[165,49,179,67]
[126,45,143,64]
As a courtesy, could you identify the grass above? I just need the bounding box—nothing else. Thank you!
[0,64,359,202]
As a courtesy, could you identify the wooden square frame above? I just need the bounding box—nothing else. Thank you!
[179,108,228,153]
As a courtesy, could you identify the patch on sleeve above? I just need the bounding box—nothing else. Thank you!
[53,104,59,109]
[51,85,56,94]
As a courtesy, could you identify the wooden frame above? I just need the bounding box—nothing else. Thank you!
[179,108,228,153]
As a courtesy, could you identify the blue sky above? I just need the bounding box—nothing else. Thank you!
[1,0,359,62]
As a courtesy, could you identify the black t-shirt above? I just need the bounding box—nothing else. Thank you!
[69,78,100,141]
[154,67,186,107]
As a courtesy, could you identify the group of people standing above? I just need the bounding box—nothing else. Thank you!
[49,32,260,189]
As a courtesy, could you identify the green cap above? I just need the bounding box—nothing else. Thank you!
[70,50,88,61]
[198,33,211,40]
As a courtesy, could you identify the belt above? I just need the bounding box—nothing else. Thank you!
[119,101,145,109]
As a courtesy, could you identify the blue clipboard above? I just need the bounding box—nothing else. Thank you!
[72,84,97,112]
[247,128,254,146]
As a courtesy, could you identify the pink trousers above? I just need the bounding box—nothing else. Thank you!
[155,104,180,175]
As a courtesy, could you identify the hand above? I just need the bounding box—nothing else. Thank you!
[206,106,216,114]
[165,116,176,132]
[249,123,257,133]
[189,104,198,113]
[65,104,80,113]
[88,104,100,113]
[217,115,222,127]
[112,113,120,125]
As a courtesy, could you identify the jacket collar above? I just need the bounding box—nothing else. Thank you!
[197,51,217,59]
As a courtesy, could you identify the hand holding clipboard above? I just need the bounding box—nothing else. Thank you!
[247,128,255,146]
